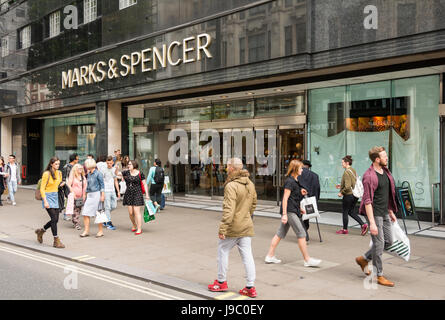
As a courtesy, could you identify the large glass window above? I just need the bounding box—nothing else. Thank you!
[256,93,305,117]
[309,75,440,209]
[213,100,254,120]
[42,113,96,169]
[176,104,212,123]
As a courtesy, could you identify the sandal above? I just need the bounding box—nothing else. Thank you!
[95,233,104,238]
[80,233,89,238]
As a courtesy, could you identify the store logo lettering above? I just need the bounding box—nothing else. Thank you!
[61,34,213,89]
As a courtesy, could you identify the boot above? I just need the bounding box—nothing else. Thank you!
[355,256,371,276]
[377,276,395,287]
[35,228,46,244]
[53,237,65,249]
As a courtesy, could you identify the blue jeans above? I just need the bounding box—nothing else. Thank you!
[7,180,17,203]
[104,191,117,221]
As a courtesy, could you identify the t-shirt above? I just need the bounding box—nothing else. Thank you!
[280,176,304,216]
[10,164,17,182]
[373,171,390,217]
[100,166,117,192]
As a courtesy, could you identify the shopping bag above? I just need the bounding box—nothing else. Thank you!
[119,180,127,194]
[300,196,320,221]
[94,202,109,224]
[369,221,410,262]
[385,222,411,261]
[144,200,156,223]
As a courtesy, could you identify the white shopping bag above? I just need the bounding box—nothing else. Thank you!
[369,221,411,262]
[300,196,320,221]
[94,202,109,224]
[145,200,156,216]
[119,180,127,194]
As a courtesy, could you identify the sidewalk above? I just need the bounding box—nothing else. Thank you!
[1,189,445,300]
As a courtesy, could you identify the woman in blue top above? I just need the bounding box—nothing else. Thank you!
[80,158,105,238]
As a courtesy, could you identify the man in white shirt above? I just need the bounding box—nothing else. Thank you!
[5,155,21,206]
[98,156,120,230]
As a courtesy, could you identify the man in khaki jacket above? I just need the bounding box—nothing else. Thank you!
[208,158,258,298]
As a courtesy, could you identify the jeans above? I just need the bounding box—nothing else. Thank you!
[104,191,117,221]
[342,194,364,230]
[217,237,256,287]
[363,215,393,276]
[7,180,17,203]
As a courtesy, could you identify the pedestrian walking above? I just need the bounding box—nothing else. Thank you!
[265,160,322,267]
[335,156,368,235]
[113,149,121,164]
[147,159,164,212]
[298,160,321,241]
[80,158,106,238]
[355,146,398,287]
[62,153,79,221]
[99,156,120,230]
[208,158,258,298]
[66,164,87,230]
[121,160,149,235]
[5,155,21,206]
[0,157,6,206]
[34,157,65,248]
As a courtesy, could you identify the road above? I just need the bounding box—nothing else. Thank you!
[0,243,203,300]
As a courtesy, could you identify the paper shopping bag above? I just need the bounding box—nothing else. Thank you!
[300,196,320,221]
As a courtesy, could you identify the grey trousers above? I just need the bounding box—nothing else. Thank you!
[217,237,256,287]
[363,215,393,276]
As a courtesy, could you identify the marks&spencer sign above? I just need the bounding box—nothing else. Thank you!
[61,33,212,89]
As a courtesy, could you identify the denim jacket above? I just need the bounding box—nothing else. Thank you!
[86,169,105,193]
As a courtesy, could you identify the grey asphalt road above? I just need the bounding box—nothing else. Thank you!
[0,243,203,300]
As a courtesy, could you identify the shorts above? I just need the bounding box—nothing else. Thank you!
[276,212,307,239]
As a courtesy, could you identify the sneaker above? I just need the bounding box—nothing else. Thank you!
[103,222,108,227]
[336,229,348,235]
[63,214,71,221]
[239,287,257,298]
[304,258,322,267]
[208,280,228,292]
[361,224,369,236]
[107,222,116,230]
[265,256,282,264]
[12,202,16,206]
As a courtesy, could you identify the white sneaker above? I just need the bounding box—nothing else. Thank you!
[12,202,16,206]
[265,256,282,264]
[304,258,322,267]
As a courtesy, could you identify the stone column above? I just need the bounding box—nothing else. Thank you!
[96,101,108,158]
[0,117,12,158]
[108,101,122,156]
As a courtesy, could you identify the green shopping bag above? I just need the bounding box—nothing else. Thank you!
[144,200,156,223]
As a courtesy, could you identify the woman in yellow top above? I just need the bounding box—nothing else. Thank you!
[35,157,65,248]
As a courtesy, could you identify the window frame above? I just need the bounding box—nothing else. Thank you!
[119,0,137,10]
[1,36,9,57]
[49,11,61,38]
[84,0,98,24]
[20,25,31,49]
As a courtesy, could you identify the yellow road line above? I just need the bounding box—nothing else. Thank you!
[77,256,96,262]
[72,255,90,260]
[215,292,236,300]
[232,295,249,300]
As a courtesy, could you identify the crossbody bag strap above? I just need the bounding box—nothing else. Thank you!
[346,169,357,191]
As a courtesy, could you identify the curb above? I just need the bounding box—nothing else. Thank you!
[0,236,220,300]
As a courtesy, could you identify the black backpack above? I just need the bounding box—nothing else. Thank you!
[154,166,165,185]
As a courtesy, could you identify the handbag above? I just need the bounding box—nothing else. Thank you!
[94,202,109,224]
[119,180,127,194]
[139,172,146,194]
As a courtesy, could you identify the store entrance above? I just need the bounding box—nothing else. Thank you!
[172,125,305,204]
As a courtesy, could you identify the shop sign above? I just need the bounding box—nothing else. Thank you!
[61,33,212,89]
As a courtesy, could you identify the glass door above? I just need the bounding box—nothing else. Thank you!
[255,126,278,202]
[278,126,305,202]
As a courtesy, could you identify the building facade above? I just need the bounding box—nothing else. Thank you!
[0,0,444,222]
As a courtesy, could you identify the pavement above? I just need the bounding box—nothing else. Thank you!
[1,189,445,300]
